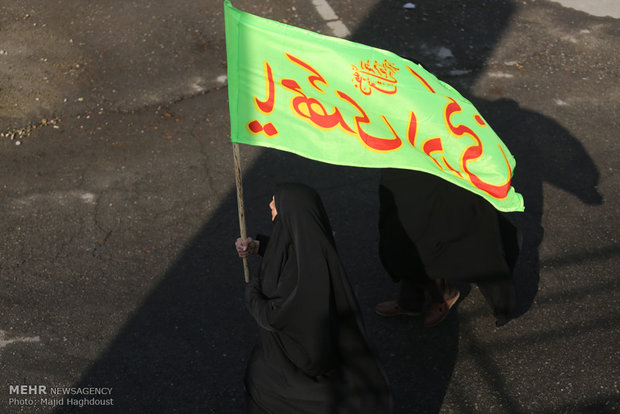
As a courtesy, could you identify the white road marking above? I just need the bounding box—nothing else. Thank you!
[551,0,620,18]
[311,0,351,38]
[14,190,97,206]
[0,330,41,355]
[488,72,515,79]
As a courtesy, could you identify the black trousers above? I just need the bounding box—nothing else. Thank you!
[378,185,443,304]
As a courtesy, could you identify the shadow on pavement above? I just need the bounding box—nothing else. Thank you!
[56,1,602,413]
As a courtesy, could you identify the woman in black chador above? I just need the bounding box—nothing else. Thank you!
[236,183,392,414]
[375,168,521,328]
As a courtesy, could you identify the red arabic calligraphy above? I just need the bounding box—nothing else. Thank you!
[247,61,278,137]
[352,59,400,95]
[405,66,511,198]
[247,120,278,137]
[406,65,436,94]
[336,90,402,151]
[444,98,512,198]
[286,53,328,92]
[280,77,355,134]
[245,55,512,199]
[255,62,276,113]
[282,53,402,151]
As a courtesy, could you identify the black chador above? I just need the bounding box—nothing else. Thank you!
[245,183,392,414]
[378,168,520,325]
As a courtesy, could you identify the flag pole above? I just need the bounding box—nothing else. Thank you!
[232,142,251,283]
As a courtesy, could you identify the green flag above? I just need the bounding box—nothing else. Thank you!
[224,0,524,212]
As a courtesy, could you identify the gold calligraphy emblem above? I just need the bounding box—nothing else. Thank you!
[352,59,400,96]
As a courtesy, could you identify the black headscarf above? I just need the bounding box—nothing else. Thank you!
[245,183,392,414]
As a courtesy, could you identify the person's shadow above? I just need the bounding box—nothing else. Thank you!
[54,1,602,413]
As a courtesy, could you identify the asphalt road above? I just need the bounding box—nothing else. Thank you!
[1,0,618,413]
